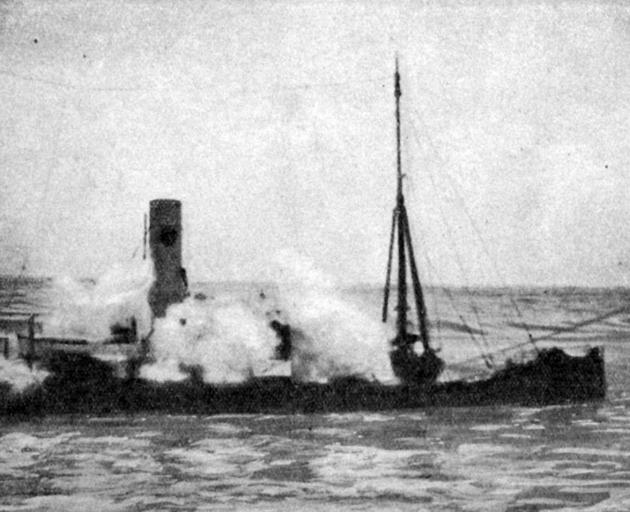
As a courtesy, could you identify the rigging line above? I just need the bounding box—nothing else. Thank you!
[529,305,630,344]
[409,216,440,343]
[0,62,389,97]
[402,183,491,359]
[453,304,630,368]
[410,197,502,360]
[238,75,391,95]
[404,120,498,355]
[406,104,527,300]
[404,171,496,355]
[391,190,440,341]
[413,248,442,351]
[402,116,514,360]
[407,106,537,350]
[401,207,430,351]
[382,208,397,322]
[0,68,147,92]
[406,177,516,359]
[410,222,494,363]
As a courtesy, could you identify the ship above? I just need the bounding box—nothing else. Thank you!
[0,62,606,416]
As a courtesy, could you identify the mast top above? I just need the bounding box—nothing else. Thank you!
[395,56,403,203]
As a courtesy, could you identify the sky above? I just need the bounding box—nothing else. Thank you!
[1,0,629,287]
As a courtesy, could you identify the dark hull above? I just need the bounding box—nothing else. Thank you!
[0,347,605,416]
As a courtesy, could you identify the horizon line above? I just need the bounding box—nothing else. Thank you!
[2,273,630,291]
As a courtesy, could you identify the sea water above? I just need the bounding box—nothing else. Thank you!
[1,277,630,511]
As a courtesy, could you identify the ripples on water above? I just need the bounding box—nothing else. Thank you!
[1,281,630,510]
[2,405,630,511]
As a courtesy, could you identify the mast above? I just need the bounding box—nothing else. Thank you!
[402,209,431,351]
[394,58,408,340]
[381,209,397,322]
[382,57,432,352]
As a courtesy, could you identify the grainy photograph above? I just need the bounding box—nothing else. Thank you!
[0,0,629,510]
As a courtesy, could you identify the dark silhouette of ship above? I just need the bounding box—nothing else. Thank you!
[0,62,606,416]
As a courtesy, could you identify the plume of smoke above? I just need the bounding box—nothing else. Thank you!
[43,260,154,341]
[140,297,279,384]
[270,250,396,383]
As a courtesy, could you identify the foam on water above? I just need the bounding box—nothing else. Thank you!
[1,405,630,511]
[166,438,268,477]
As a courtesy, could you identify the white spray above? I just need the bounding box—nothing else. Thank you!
[270,251,396,383]
[0,356,48,392]
[24,247,396,385]
[139,252,396,384]
[140,296,280,383]
[43,260,154,341]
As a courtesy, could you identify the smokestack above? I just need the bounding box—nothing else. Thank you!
[148,199,188,317]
